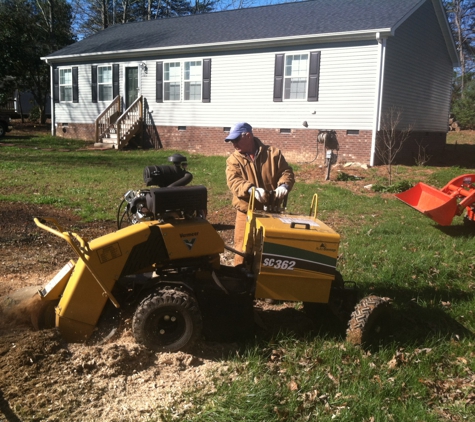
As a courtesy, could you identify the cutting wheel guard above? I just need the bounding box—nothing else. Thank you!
[395,174,475,226]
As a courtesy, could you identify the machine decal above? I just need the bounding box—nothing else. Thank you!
[97,242,122,263]
[180,231,199,238]
[262,257,296,270]
[263,242,337,268]
[262,253,335,275]
[316,243,337,252]
[183,238,196,250]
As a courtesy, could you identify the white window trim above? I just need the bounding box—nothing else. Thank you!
[184,61,202,102]
[163,59,203,103]
[98,65,113,102]
[59,67,73,103]
[283,52,309,102]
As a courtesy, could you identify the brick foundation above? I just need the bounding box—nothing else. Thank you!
[144,126,374,165]
[56,122,95,141]
[55,122,446,166]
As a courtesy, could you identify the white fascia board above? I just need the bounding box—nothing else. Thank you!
[41,28,393,64]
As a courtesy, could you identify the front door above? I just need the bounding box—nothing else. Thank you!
[125,67,139,109]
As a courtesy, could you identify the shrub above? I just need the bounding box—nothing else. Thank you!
[372,180,413,193]
[28,106,41,123]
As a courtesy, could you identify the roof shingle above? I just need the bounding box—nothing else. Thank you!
[47,0,423,58]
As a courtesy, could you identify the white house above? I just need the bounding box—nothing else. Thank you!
[42,0,458,165]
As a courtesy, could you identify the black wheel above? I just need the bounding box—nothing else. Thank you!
[0,123,6,139]
[346,295,391,347]
[31,300,58,330]
[132,289,202,352]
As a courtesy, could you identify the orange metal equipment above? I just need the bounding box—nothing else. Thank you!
[395,174,475,226]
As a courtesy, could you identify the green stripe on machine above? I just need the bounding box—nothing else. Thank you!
[262,242,337,274]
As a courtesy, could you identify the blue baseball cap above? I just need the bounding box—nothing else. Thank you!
[225,122,253,142]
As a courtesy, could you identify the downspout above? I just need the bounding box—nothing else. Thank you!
[370,32,386,167]
[45,59,56,137]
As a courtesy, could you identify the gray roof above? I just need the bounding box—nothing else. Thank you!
[46,0,432,59]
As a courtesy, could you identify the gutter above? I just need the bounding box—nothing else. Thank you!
[370,32,387,167]
[41,28,394,63]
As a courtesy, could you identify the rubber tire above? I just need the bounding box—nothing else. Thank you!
[0,123,6,139]
[346,295,391,347]
[31,300,58,330]
[132,289,202,352]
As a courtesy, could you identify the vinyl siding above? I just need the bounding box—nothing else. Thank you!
[148,43,379,130]
[55,62,124,123]
[381,0,453,132]
[54,42,380,131]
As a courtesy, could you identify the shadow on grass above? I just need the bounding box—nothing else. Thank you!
[431,143,475,168]
[352,284,475,350]
[254,305,347,343]
[391,300,472,339]
[231,289,474,355]
[435,223,475,238]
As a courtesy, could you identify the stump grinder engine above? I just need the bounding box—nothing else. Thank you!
[31,154,390,352]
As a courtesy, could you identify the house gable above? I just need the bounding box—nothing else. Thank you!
[381,0,455,131]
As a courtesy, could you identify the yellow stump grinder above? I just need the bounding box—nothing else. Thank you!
[31,154,390,352]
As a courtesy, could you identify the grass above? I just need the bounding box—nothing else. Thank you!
[0,138,230,220]
[1,132,475,421]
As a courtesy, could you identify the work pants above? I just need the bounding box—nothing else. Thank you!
[233,210,247,265]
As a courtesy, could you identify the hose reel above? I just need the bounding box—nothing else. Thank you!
[317,130,339,180]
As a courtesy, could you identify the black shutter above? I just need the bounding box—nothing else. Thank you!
[307,51,321,102]
[156,61,163,103]
[273,54,284,102]
[91,65,97,103]
[113,64,119,98]
[53,67,59,103]
[72,67,79,103]
[202,58,211,103]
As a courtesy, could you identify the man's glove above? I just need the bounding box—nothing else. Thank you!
[248,187,266,203]
[274,185,288,199]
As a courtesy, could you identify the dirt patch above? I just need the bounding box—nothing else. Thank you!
[0,200,312,421]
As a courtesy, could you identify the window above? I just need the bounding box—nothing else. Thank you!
[274,51,320,102]
[59,68,72,102]
[184,61,202,101]
[98,66,112,101]
[161,60,205,102]
[284,54,308,100]
[164,62,181,101]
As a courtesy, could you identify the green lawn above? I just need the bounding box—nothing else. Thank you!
[1,133,474,421]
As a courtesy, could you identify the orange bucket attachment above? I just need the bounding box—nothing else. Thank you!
[395,183,458,226]
[395,174,475,226]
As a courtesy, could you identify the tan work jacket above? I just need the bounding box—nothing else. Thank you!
[226,137,295,213]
